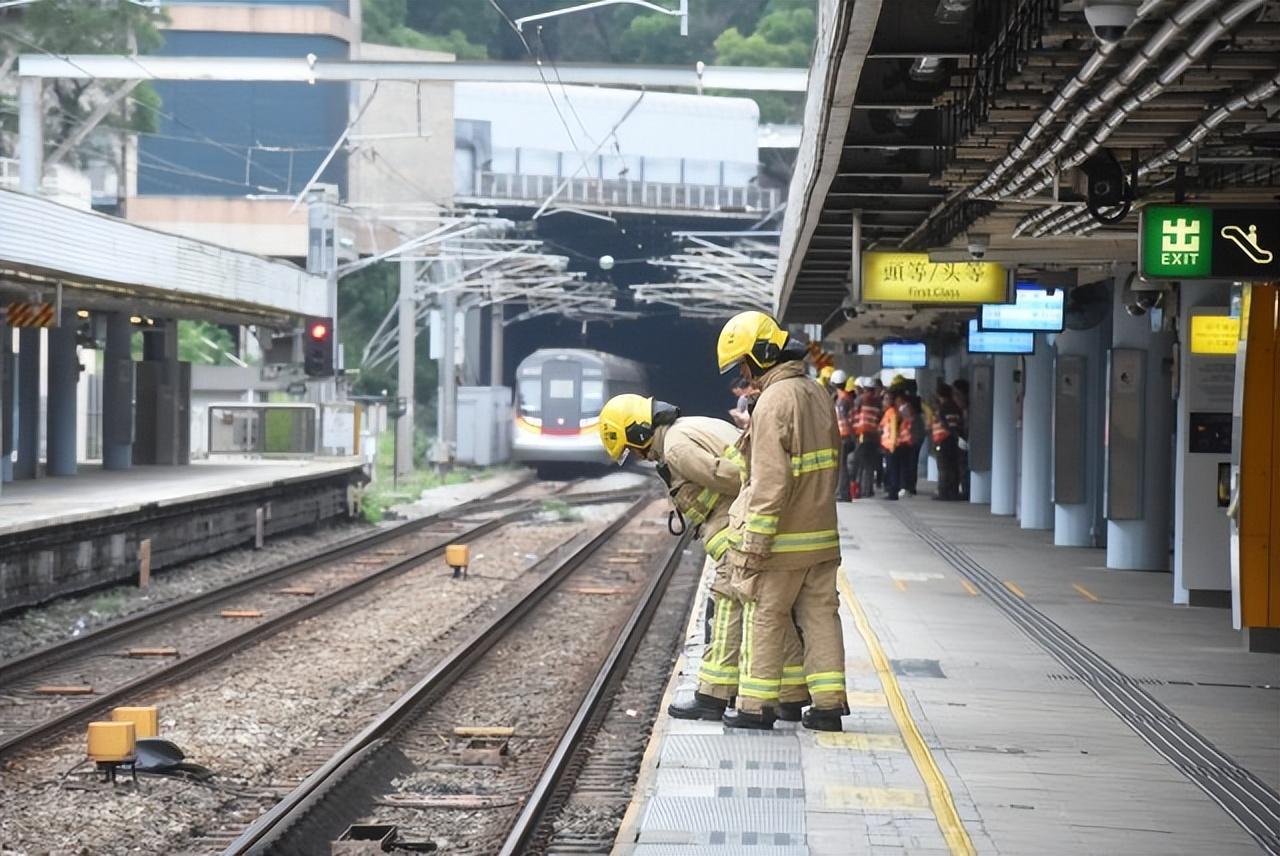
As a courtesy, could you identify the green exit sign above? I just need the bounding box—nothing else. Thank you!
[1141,206,1212,278]
[1140,205,1280,281]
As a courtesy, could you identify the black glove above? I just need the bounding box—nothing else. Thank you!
[655,461,674,488]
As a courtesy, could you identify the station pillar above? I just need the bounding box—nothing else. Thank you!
[1,318,12,485]
[1019,340,1054,529]
[396,258,415,480]
[102,312,134,470]
[989,355,1018,515]
[14,327,40,480]
[45,311,79,476]
[1105,281,1175,571]
[436,290,458,468]
[967,362,992,504]
[1053,319,1108,547]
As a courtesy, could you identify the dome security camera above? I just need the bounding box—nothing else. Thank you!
[966,233,990,261]
[1083,0,1141,44]
[599,255,615,271]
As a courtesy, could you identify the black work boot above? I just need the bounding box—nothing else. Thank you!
[722,707,775,730]
[776,701,806,722]
[668,692,728,721]
[801,707,844,732]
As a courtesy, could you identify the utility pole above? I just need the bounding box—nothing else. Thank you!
[396,257,416,479]
[435,287,458,472]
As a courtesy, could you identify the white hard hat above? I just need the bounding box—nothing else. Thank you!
[829,369,848,386]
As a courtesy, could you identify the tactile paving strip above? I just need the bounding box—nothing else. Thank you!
[658,733,803,770]
[652,765,804,796]
[630,845,808,856]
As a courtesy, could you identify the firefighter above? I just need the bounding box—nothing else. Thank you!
[715,310,847,732]
[597,394,811,722]
[832,371,856,502]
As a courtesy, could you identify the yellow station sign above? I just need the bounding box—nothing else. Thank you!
[1189,314,1240,355]
[861,252,1007,305]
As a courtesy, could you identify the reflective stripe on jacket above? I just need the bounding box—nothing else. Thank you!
[854,395,881,436]
[726,360,842,571]
[651,416,742,562]
[834,390,856,438]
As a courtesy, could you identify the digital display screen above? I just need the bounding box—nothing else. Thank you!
[980,284,1065,332]
[882,341,927,368]
[967,319,1034,354]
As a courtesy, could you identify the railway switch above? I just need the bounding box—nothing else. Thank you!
[111,705,159,739]
[446,543,470,579]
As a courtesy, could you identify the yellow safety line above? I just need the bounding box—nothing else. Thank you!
[838,568,976,856]
[960,580,979,597]
[1003,580,1026,599]
[1072,583,1100,602]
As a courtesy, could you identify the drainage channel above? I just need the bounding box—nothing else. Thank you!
[890,504,1280,855]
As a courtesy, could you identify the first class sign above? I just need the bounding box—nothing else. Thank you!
[860,252,1007,305]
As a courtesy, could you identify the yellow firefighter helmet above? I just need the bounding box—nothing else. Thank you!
[716,310,789,375]
[598,394,681,464]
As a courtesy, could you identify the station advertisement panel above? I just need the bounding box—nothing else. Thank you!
[861,252,1007,304]
[1140,205,1280,281]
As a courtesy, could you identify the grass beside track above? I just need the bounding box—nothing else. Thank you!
[360,431,512,522]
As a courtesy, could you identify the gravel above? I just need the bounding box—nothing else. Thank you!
[0,517,591,856]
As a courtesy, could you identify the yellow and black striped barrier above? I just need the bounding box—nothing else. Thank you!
[4,302,56,328]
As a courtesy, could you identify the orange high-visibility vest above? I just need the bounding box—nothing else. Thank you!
[879,408,899,453]
[855,396,881,436]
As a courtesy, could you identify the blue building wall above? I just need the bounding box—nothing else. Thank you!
[138,31,350,197]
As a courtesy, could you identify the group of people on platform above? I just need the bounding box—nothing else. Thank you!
[821,369,972,503]
[596,311,848,732]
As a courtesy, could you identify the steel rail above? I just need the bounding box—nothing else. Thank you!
[0,473,535,687]
[0,484,647,763]
[0,511,514,763]
[222,493,660,856]
[499,525,692,855]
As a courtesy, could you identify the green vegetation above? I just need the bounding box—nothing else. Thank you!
[360,0,816,121]
[539,498,582,523]
[90,591,126,616]
[0,0,167,163]
[359,430,480,523]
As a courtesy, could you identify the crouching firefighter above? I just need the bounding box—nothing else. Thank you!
[598,393,811,722]
[716,310,849,732]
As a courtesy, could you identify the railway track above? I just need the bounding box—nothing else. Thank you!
[220,495,691,856]
[0,478,644,763]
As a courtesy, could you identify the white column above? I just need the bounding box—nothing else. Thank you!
[396,258,416,479]
[490,304,504,386]
[437,289,458,467]
[990,355,1018,515]
[18,77,42,194]
[1019,341,1054,529]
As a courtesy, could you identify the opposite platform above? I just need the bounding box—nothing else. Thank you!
[0,459,363,610]
[614,493,1279,855]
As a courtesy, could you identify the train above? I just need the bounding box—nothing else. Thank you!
[512,348,649,471]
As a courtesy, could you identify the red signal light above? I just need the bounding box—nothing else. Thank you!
[309,322,329,340]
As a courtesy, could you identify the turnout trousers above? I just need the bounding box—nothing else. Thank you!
[732,560,846,713]
[698,557,808,703]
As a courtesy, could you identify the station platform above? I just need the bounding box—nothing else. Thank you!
[615,494,1279,855]
[0,459,363,611]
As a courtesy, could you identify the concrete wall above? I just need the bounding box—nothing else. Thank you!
[348,43,456,210]
[0,467,360,612]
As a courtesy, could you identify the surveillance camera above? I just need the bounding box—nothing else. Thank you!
[966,233,990,260]
[1083,0,1140,44]
[841,305,858,321]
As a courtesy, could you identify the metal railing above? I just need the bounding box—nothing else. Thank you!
[467,171,780,214]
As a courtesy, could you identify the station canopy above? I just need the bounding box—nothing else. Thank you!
[776,0,1280,340]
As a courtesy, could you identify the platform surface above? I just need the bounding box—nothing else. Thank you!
[0,458,362,536]
[615,493,1279,855]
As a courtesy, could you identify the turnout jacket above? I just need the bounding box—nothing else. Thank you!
[651,417,743,562]
[726,359,842,572]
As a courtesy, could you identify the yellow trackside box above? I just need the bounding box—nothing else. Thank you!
[446,544,470,568]
[111,706,159,739]
[87,721,136,762]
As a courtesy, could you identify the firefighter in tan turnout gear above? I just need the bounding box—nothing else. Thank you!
[716,310,848,732]
[597,394,812,722]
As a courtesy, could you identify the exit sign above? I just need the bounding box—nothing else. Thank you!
[1140,205,1280,281]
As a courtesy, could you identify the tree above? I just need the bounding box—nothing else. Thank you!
[362,0,490,59]
[0,0,166,165]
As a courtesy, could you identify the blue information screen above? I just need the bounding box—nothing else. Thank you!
[967,319,1034,354]
[980,284,1065,332]
[882,342,927,368]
